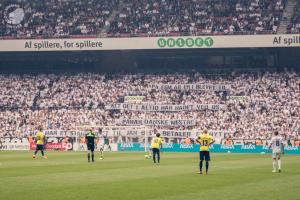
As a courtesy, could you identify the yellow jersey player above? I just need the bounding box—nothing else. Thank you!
[197,129,215,175]
[33,127,47,159]
[151,132,163,164]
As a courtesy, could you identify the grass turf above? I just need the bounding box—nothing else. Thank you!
[0,151,299,200]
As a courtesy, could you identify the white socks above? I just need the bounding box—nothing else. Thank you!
[273,160,277,171]
[273,159,281,171]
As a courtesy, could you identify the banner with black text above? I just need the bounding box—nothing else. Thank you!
[152,84,230,91]
[105,103,224,111]
[0,34,300,52]
[116,119,196,126]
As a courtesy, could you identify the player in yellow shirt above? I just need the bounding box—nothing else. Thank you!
[197,129,215,175]
[33,127,47,159]
[151,132,163,164]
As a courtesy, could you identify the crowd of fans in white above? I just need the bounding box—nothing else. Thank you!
[0,71,299,141]
[0,0,291,38]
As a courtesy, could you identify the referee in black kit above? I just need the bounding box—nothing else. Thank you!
[85,129,96,162]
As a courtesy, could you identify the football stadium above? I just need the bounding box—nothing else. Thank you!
[0,0,300,200]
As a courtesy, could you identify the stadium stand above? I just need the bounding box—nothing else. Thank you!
[108,0,286,37]
[0,72,299,141]
[287,1,300,33]
[0,0,118,39]
[0,1,299,143]
[0,0,291,38]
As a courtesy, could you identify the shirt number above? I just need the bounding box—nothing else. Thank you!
[203,140,209,146]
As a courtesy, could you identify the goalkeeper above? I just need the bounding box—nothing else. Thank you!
[85,129,96,163]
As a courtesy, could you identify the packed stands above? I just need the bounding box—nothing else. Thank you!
[287,1,300,33]
[108,0,286,37]
[0,71,299,141]
[0,0,118,39]
[0,0,289,39]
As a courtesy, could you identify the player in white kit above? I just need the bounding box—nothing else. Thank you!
[97,128,104,159]
[268,131,284,173]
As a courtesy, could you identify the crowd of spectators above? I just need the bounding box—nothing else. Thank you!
[287,2,300,34]
[109,0,286,36]
[0,71,299,141]
[0,0,289,38]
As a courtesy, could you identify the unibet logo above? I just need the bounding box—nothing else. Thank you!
[157,37,214,48]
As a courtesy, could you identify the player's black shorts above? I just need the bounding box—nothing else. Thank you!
[200,151,210,161]
[87,143,95,151]
[36,144,44,151]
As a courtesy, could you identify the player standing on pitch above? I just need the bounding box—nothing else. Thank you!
[85,129,96,163]
[268,131,284,173]
[151,132,163,164]
[98,128,104,160]
[197,129,215,175]
[33,126,47,159]
[103,133,112,152]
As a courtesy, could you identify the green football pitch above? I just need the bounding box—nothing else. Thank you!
[0,151,299,200]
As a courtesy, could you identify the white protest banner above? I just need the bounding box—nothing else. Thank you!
[152,84,230,91]
[105,103,224,111]
[159,130,193,138]
[116,118,196,126]
[105,129,231,139]
[27,130,79,137]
